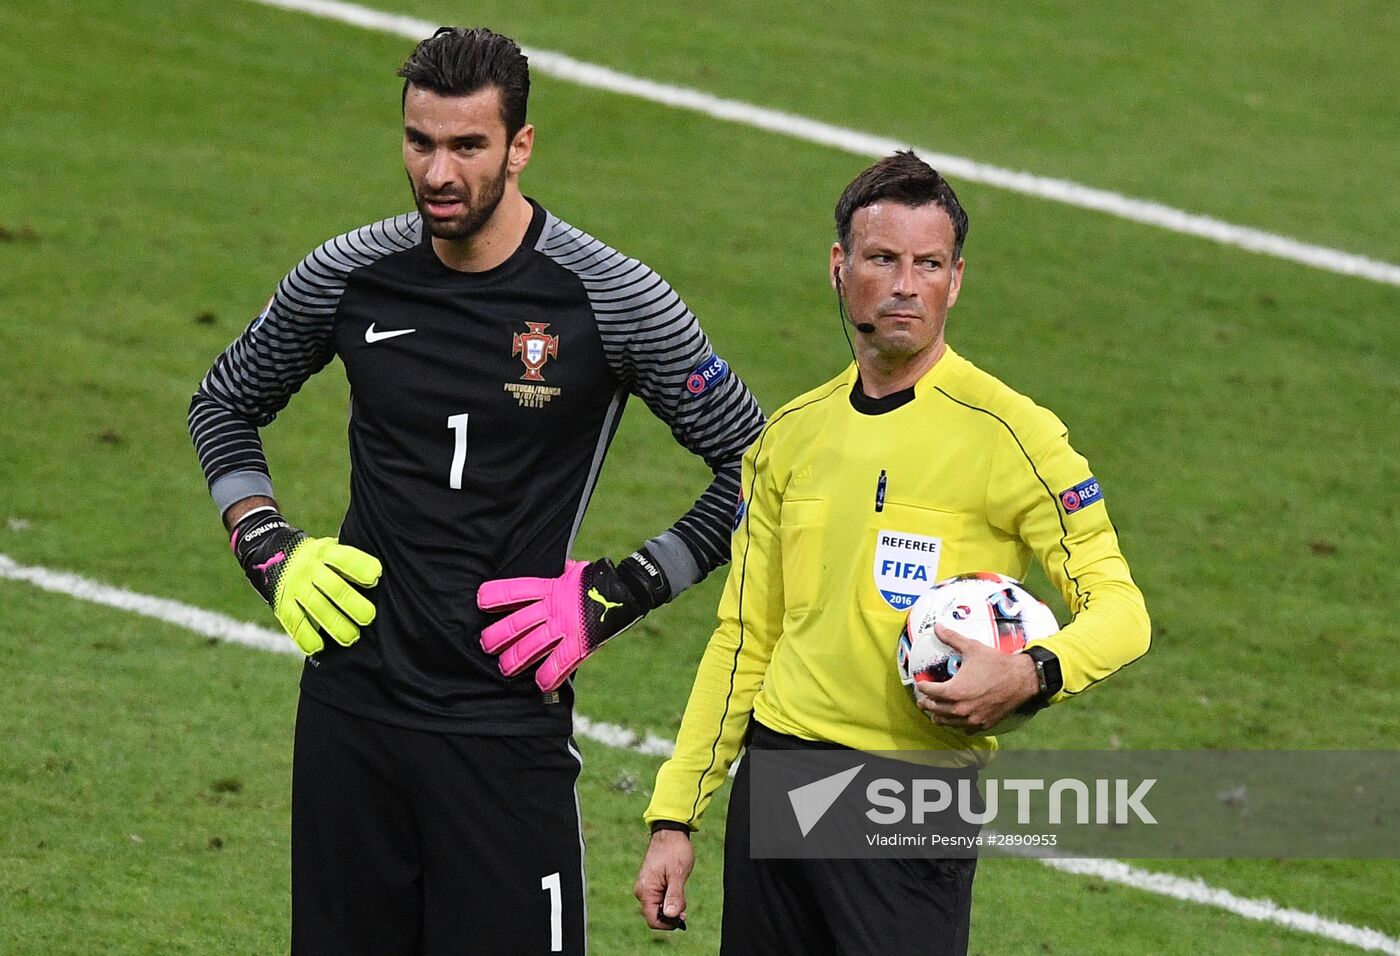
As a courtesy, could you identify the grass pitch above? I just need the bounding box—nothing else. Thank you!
[2,0,1398,952]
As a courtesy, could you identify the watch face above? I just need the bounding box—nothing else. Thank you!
[1028,646,1064,697]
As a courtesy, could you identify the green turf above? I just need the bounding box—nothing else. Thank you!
[2,0,1398,951]
[5,584,1396,954]
[374,0,1400,264]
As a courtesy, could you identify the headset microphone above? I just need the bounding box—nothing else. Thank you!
[834,269,877,334]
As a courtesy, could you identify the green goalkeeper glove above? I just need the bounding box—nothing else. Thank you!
[230,508,382,654]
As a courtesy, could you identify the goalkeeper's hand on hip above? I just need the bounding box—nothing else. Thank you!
[477,549,668,692]
[230,508,382,655]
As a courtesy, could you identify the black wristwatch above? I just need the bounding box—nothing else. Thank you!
[650,820,692,838]
[1018,645,1063,714]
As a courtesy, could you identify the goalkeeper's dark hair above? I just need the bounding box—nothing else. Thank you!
[397,27,530,138]
[835,150,969,259]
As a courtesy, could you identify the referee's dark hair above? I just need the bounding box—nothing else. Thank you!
[398,27,531,138]
[835,150,969,259]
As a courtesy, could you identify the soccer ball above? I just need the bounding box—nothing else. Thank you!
[897,572,1059,689]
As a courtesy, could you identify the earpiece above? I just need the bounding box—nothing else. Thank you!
[833,266,876,334]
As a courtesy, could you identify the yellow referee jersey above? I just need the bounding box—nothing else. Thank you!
[645,348,1150,831]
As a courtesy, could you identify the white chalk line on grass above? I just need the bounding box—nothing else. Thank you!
[0,553,678,755]
[1044,859,1400,955]
[3,553,1397,952]
[246,0,1400,288]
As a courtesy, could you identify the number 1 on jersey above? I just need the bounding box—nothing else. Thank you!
[447,413,469,490]
[541,871,563,951]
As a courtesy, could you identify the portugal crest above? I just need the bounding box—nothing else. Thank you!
[511,322,559,382]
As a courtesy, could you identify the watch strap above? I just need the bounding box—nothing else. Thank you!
[1019,645,1063,712]
[650,819,692,837]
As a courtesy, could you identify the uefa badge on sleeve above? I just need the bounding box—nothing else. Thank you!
[1059,476,1103,514]
[684,354,729,396]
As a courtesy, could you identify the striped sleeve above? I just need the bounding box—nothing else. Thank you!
[536,213,766,595]
[187,215,421,515]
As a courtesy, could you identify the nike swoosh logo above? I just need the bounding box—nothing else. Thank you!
[364,323,416,344]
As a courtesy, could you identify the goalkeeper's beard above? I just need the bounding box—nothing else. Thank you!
[410,153,510,241]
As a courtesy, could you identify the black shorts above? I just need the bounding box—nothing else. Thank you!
[290,693,587,956]
[720,723,978,956]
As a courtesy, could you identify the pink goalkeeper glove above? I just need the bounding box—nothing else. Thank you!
[477,552,667,692]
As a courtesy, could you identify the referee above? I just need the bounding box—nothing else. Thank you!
[635,152,1150,953]
[188,27,764,956]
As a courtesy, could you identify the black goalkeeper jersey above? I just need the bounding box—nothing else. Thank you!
[189,201,765,734]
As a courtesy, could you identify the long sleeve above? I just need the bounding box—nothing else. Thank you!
[987,409,1151,700]
[535,215,765,596]
[187,215,421,514]
[644,429,785,830]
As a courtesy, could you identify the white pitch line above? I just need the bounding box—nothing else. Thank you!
[0,552,661,756]
[1045,859,1400,955]
[4,552,1398,952]
[246,0,1400,287]
[0,553,293,655]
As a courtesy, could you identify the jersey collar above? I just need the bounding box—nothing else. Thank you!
[846,345,962,415]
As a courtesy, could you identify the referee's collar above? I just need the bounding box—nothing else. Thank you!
[849,378,914,415]
[847,347,960,415]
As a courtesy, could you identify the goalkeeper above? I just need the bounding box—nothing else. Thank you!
[635,152,1150,954]
[188,27,763,956]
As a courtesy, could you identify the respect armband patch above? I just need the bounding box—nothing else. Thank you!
[1059,477,1104,513]
[685,354,729,396]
